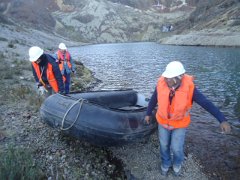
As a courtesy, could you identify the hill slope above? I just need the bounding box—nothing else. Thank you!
[0,0,239,45]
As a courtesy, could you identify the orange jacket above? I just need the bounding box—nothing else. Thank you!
[32,62,59,93]
[156,74,195,129]
[57,50,72,71]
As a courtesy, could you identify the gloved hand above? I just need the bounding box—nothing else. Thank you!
[38,86,47,95]
[36,82,41,88]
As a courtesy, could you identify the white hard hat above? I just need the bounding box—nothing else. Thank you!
[29,46,44,62]
[58,43,67,50]
[162,61,185,78]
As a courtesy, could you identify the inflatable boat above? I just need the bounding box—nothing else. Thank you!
[40,89,157,146]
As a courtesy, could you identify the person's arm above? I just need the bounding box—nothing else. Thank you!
[145,88,158,123]
[52,53,58,61]
[146,88,158,116]
[193,87,226,122]
[31,64,39,83]
[47,54,64,93]
[193,87,231,132]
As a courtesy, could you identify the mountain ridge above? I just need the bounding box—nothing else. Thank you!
[0,0,239,46]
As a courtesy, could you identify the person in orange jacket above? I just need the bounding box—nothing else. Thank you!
[29,46,64,97]
[145,61,231,176]
[54,43,75,94]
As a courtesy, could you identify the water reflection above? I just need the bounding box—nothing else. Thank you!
[70,42,240,177]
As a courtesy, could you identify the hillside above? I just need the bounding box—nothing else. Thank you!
[1,0,239,46]
[160,0,240,46]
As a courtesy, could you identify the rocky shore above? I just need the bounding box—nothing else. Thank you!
[0,22,220,179]
[159,28,240,47]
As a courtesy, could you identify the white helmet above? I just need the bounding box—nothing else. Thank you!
[162,61,185,78]
[29,46,44,62]
[58,43,67,50]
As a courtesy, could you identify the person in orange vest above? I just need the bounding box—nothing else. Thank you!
[55,43,75,94]
[145,61,231,176]
[29,46,64,96]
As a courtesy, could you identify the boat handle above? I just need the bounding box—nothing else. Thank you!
[61,98,85,130]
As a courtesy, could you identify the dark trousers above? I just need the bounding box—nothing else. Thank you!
[63,72,71,94]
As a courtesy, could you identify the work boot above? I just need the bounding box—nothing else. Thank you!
[160,165,169,176]
[173,164,182,176]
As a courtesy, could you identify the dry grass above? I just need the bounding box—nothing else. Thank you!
[71,61,95,91]
[0,146,45,180]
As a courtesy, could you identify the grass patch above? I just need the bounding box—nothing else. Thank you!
[7,40,20,49]
[74,14,94,24]
[12,59,31,72]
[71,61,94,91]
[0,58,30,80]
[0,37,8,41]
[27,92,45,112]
[8,84,32,100]
[0,84,44,111]
[0,146,45,180]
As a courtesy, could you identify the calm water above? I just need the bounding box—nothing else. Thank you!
[70,42,240,178]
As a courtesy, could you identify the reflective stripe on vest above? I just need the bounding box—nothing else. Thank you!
[156,74,195,129]
[32,62,59,93]
[57,50,72,71]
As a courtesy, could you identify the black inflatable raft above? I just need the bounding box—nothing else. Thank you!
[40,89,157,146]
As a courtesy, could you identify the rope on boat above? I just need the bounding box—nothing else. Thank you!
[61,98,85,131]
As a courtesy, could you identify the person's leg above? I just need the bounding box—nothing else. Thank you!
[171,128,186,175]
[64,72,71,94]
[158,125,171,175]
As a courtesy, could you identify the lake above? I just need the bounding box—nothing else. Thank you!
[70,42,240,178]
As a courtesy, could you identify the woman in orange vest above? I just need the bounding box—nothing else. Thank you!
[29,46,64,97]
[145,61,231,176]
[55,43,75,94]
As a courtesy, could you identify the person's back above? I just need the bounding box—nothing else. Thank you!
[54,43,75,94]
[29,46,64,97]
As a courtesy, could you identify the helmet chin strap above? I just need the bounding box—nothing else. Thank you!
[170,83,180,91]
[168,75,183,90]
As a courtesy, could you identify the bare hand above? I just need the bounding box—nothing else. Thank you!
[220,121,231,133]
[145,116,151,124]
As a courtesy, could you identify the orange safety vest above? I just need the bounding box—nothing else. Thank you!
[57,50,72,71]
[156,74,195,129]
[32,62,59,93]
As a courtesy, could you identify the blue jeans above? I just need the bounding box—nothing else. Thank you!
[158,124,186,169]
[63,72,71,94]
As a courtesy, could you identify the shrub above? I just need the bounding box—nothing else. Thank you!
[27,92,45,112]
[8,42,15,48]
[74,14,94,24]
[0,146,45,180]
[9,84,32,100]
[0,37,8,41]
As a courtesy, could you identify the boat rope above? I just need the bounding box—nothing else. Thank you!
[61,98,85,131]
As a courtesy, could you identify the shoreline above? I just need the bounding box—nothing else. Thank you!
[159,29,240,48]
